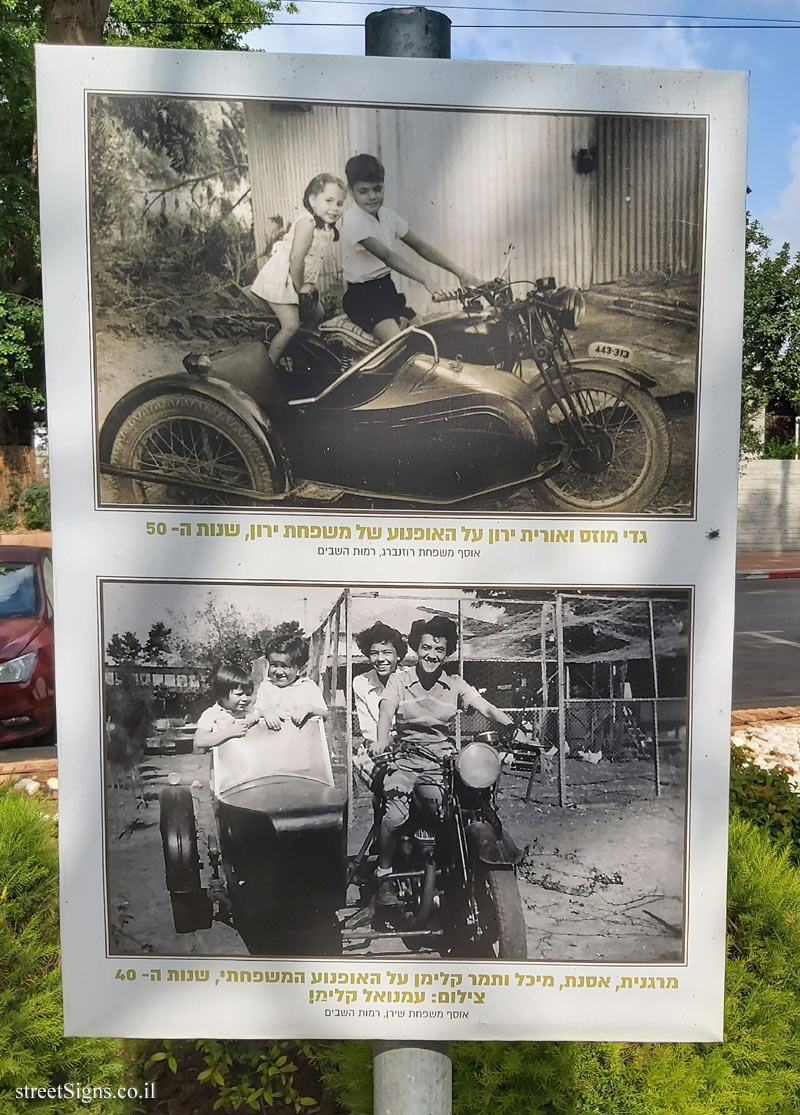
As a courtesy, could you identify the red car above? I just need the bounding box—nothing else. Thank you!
[0,546,55,746]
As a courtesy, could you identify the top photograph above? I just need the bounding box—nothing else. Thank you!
[91,94,705,516]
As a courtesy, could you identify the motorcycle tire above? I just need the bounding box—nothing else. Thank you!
[170,890,213,935]
[473,867,528,960]
[535,369,670,513]
[108,392,286,507]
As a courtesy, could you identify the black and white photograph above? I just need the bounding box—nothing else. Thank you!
[101,581,690,962]
[92,94,704,516]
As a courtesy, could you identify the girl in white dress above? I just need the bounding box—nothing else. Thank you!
[251,173,347,369]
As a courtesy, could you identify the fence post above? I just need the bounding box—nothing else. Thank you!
[364,13,454,1115]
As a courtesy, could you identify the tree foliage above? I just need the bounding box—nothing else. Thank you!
[105,630,145,662]
[105,0,291,50]
[176,597,301,674]
[0,0,294,441]
[89,94,257,307]
[741,216,800,455]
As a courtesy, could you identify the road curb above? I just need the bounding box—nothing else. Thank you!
[736,569,800,580]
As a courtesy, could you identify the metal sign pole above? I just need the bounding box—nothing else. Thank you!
[363,12,454,1115]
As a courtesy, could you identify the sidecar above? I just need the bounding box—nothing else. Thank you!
[99,324,557,509]
[159,719,347,956]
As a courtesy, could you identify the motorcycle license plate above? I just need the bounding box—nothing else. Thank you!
[587,340,634,361]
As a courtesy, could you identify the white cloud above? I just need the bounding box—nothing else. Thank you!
[765,124,800,251]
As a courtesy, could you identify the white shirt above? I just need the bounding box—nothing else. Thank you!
[254,675,326,719]
[194,701,238,740]
[352,669,385,747]
[194,702,241,795]
[341,204,408,284]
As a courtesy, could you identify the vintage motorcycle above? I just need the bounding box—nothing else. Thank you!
[342,730,529,959]
[100,277,670,513]
[159,720,529,958]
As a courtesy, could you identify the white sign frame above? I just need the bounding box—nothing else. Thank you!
[36,44,747,1042]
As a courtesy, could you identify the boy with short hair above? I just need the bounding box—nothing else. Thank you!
[341,153,478,343]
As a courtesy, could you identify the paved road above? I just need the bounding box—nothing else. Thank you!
[733,579,800,709]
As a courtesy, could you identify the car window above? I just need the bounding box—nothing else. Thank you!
[42,554,54,614]
[0,563,40,619]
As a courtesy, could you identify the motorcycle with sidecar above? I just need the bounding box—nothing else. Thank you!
[101,277,670,513]
[159,719,530,959]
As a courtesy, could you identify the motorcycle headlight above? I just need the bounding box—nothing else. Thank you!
[552,287,585,331]
[0,652,36,684]
[456,741,501,789]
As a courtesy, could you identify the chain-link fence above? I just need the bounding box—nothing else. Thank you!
[306,588,689,808]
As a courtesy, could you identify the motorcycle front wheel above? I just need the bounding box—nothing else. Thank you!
[536,369,669,513]
[107,393,286,507]
[472,866,527,959]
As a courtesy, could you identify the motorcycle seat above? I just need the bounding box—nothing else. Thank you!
[318,313,376,355]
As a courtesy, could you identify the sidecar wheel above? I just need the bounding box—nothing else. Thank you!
[170,891,213,935]
[108,393,286,507]
[160,787,213,934]
[536,370,669,513]
[474,867,528,960]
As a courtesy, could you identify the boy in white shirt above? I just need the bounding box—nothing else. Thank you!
[254,634,328,732]
[340,153,478,344]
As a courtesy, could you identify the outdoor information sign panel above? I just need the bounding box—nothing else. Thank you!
[36,45,747,1042]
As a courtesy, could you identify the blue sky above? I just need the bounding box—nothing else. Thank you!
[247,1,800,253]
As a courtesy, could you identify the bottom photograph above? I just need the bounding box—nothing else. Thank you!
[100,581,691,964]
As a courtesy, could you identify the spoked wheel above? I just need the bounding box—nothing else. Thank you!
[471,867,527,959]
[108,393,286,506]
[537,370,670,512]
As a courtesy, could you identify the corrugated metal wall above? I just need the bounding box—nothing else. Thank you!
[243,101,704,306]
[244,101,596,312]
[593,116,704,283]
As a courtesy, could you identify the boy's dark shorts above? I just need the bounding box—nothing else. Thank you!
[343,275,415,333]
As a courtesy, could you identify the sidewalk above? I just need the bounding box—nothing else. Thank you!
[736,551,800,580]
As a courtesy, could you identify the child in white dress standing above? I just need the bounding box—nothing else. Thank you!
[250,173,347,370]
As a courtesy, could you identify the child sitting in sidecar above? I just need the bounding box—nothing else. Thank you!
[194,663,260,754]
[254,634,328,731]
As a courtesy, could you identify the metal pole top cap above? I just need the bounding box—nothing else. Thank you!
[365,6,452,58]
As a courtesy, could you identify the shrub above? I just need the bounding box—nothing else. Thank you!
[760,438,798,460]
[0,504,16,531]
[20,480,50,530]
[316,816,800,1114]
[144,1039,323,1112]
[0,785,130,1114]
[729,743,800,859]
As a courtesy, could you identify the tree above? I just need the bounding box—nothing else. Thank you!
[0,0,295,443]
[741,217,800,455]
[106,630,144,662]
[144,620,172,664]
[0,0,45,443]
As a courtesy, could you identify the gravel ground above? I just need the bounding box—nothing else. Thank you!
[731,708,800,792]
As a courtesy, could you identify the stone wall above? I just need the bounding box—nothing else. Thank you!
[737,460,800,555]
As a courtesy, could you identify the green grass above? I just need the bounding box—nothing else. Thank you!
[0,785,130,1115]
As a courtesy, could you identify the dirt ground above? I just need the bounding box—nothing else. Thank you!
[105,739,685,965]
[93,283,697,515]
